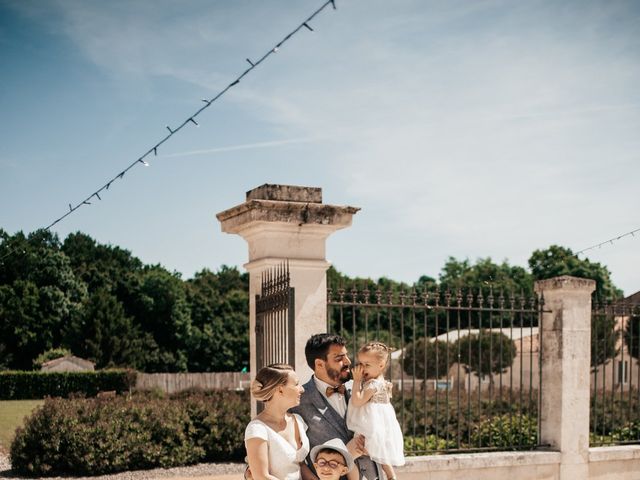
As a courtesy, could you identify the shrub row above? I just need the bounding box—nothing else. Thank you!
[393,389,539,448]
[10,390,250,476]
[403,414,537,453]
[0,370,137,400]
[398,390,639,450]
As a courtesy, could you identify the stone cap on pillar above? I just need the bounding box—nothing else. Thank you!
[246,184,322,203]
[216,184,360,235]
[534,275,596,294]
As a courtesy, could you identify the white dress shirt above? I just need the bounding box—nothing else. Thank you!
[313,375,347,418]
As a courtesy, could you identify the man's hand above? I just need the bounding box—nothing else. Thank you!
[346,434,367,459]
[351,364,364,383]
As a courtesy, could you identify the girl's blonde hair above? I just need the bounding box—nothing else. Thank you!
[251,364,293,402]
[358,341,392,367]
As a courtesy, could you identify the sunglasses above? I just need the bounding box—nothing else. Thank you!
[315,459,346,469]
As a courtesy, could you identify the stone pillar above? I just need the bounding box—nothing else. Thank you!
[216,184,359,385]
[534,275,596,480]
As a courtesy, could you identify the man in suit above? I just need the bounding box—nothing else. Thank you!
[293,333,381,480]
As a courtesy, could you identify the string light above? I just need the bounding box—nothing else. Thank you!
[0,0,338,265]
[575,227,640,256]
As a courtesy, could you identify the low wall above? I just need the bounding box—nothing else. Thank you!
[396,446,640,480]
[135,372,250,393]
[589,446,640,480]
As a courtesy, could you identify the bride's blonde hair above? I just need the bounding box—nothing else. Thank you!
[251,364,294,402]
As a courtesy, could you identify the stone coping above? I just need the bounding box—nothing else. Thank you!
[217,199,359,233]
[246,184,322,203]
[399,450,561,473]
[589,445,640,462]
[534,275,596,293]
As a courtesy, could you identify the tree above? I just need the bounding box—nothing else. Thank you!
[129,266,193,372]
[415,275,437,291]
[402,337,453,379]
[528,245,622,299]
[64,288,149,369]
[62,231,142,296]
[439,257,534,297]
[455,331,517,380]
[0,230,87,370]
[529,245,623,367]
[185,267,249,371]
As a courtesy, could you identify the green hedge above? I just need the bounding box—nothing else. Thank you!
[470,413,537,449]
[10,390,250,476]
[0,370,137,399]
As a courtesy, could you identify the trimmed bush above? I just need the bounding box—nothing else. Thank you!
[393,388,539,448]
[404,434,456,453]
[470,413,537,449]
[0,370,136,400]
[10,390,250,476]
[177,390,250,461]
[611,421,640,442]
[590,394,640,438]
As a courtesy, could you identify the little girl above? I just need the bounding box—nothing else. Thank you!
[347,341,404,480]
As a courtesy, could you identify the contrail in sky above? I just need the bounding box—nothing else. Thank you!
[163,138,316,158]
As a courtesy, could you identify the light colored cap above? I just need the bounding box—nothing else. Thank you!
[310,438,354,471]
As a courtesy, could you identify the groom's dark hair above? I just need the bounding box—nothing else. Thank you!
[305,333,347,370]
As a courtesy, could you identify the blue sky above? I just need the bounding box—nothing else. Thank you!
[1,0,639,294]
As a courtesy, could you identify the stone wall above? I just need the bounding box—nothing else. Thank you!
[397,446,640,480]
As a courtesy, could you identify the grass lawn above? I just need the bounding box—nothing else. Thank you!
[0,400,44,452]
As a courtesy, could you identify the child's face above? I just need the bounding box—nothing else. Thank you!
[314,451,349,480]
[357,351,386,380]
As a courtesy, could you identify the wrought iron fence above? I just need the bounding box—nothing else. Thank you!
[327,287,545,455]
[590,297,640,446]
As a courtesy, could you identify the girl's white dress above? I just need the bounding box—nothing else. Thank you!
[244,413,310,480]
[347,378,405,466]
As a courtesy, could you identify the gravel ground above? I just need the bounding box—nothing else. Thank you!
[0,453,245,480]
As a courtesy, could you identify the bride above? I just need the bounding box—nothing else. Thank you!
[245,364,312,480]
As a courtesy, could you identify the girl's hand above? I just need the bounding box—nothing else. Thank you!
[352,364,364,382]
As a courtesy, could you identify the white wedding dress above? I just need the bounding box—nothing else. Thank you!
[244,413,310,480]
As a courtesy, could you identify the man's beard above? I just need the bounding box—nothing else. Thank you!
[327,365,352,384]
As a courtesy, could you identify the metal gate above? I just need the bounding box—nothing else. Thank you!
[255,262,295,372]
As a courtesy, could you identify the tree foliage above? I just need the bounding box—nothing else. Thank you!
[439,257,533,296]
[529,245,623,367]
[402,338,453,379]
[1,228,624,376]
[0,229,248,372]
[455,331,517,380]
[528,245,622,300]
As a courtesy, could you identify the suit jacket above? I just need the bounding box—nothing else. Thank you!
[292,377,381,480]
